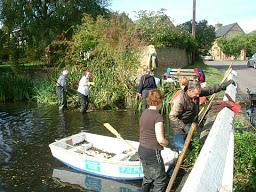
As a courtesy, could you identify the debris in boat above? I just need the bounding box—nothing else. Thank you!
[128,152,139,161]
[74,139,89,146]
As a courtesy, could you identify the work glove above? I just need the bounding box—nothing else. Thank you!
[220,79,236,90]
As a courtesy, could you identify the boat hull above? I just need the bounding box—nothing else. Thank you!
[49,132,177,180]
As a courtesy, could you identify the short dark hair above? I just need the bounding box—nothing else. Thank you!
[146,89,163,106]
[187,80,201,91]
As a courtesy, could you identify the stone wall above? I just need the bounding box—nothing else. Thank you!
[138,46,190,77]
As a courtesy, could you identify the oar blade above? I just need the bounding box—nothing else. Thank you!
[103,123,120,137]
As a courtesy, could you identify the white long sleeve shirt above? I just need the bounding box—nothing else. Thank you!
[77,76,89,96]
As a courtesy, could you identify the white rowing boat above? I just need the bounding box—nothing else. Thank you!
[49,132,177,180]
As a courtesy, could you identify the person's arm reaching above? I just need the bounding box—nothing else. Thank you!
[200,80,235,96]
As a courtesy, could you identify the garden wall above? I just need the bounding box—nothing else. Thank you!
[138,46,190,77]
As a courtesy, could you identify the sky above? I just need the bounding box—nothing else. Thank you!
[109,0,256,33]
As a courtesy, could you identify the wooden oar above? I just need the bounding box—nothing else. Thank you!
[166,66,233,192]
[103,123,137,153]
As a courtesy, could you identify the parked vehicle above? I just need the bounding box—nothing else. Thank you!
[246,88,256,126]
[202,54,214,61]
[247,53,256,68]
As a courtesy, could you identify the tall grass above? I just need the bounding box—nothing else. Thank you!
[160,81,179,114]
[0,73,34,103]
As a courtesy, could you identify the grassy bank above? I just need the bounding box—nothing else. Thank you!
[233,116,256,192]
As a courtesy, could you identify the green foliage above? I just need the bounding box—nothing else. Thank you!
[45,40,75,67]
[178,20,216,56]
[0,73,34,103]
[218,32,256,57]
[0,0,110,63]
[136,10,196,51]
[33,66,81,105]
[160,81,179,114]
[33,77,57,104]
[184,136,202,167]
[67,14,144,109]
[234,131,256,192]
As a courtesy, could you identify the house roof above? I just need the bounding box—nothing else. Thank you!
[215,23,244,37]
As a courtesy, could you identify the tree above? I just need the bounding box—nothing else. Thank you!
[178,20,215,56]
[136,10,196,52]
[218,32,256,57]
[0,0,110,62]
[69,13,145,108]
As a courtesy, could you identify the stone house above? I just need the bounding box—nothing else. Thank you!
[210,23,246,60]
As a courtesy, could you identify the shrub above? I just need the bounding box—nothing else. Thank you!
[234,131,256,191]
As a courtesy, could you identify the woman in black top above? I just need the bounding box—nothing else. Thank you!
[138,89,169,192]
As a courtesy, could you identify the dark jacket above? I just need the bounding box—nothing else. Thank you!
[138,74,157,95]
[169,84,226,132]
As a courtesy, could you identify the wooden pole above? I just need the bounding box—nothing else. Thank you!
[166,123,197,192]
[191,0,196,64]
[192,0,196,38]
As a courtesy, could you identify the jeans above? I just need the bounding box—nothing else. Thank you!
[78,93,89,113]
[173,124,191,153]
[56,87,67,111]
[142,89,150,111]
[140,158,167,192]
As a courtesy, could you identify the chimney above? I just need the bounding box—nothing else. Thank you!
[215,23,223,31]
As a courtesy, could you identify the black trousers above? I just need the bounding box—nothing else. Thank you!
[140,157,167,192]
[78,93,89,113]
[142,89,150,111]
[56,87,67,111]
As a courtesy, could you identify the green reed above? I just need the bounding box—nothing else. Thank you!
[0,73,34,103]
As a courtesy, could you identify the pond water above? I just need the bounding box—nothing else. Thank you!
[0,103,173,192]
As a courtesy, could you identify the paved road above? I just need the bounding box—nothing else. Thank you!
[205,60,256,94]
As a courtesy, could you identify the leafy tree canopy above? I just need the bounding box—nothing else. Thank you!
[178,20,215,55]
[63,13,144,108]
[136,10,196,51]
[218,32,256,57]
[0,0,110,61]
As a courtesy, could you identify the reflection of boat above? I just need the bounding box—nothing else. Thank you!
[49,132,177,180]
[52,167,142,192]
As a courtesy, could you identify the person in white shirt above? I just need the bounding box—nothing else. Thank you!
[77,68,91,113]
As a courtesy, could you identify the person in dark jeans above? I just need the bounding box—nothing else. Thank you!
[77,68,91,113]
[138,89,169,192]
[56,69,68,111]
[139,68,157,111]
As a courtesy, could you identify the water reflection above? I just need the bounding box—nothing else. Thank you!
[0,103,145,191]
[58,112,68,138]
[81,113,89,131]
[0,112,13,164]
[52,167,142,192]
